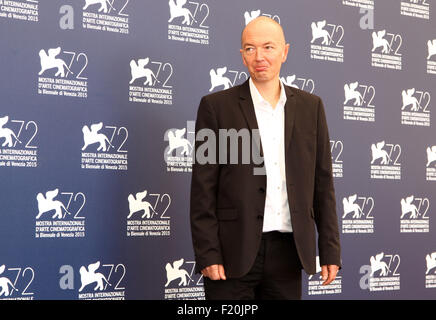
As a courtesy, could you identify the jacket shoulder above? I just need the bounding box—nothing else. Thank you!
[286,85,321,106]
[200,84,241,106]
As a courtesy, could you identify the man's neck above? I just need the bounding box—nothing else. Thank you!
[252,78,281,109]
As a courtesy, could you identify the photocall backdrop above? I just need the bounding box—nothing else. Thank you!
[0,0,435,300]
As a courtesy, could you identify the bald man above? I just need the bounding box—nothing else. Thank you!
[190,17,341,300]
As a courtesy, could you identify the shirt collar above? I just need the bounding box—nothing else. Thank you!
[249,77,287,109]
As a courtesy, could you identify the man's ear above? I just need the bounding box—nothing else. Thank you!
[240,49,248,67]
[282,43,290,62]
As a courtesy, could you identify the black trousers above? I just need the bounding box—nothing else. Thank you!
[204,231,303,300]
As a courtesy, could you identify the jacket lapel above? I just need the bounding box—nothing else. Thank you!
[238,80,263,156]
[283,85,296,153]
[238,80,259,131]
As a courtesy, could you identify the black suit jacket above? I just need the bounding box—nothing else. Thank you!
[190,79,341,278]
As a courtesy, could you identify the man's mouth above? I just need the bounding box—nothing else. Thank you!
[255,66,268,72]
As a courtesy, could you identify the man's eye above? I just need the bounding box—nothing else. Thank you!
[245,47,254,53]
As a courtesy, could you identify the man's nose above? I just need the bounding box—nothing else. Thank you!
[255,48,264,61]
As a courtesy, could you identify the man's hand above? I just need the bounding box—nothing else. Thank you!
[321,264,339,285]
[201,264,227,280]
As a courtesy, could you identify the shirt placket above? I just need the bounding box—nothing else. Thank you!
[269,107,282,227]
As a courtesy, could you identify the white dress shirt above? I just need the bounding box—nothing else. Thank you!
[249,78,293,233]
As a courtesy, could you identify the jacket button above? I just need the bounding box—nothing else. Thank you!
[257,215,263,220]
[258,187,265,194]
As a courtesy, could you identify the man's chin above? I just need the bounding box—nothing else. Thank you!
[252,75,274,83]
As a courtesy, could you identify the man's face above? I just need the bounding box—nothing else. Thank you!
[240,18,289,84]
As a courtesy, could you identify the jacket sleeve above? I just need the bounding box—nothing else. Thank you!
[313,97,342,268]
[190,96,223,273]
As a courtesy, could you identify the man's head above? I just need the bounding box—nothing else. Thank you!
[240,17,289,85]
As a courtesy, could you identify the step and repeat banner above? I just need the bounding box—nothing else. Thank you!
[0,0,435,300]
